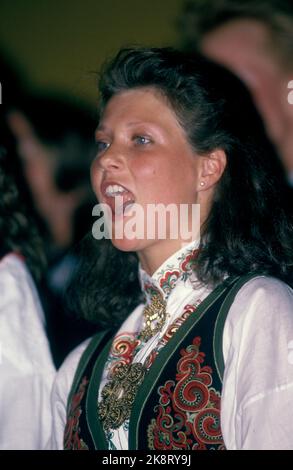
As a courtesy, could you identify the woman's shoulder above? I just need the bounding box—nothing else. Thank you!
[221,275,293,450]
[223,275,293,356]
[237,274,292,292]
[230,275,293,317]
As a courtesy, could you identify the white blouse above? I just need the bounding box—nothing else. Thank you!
[48,242,293,450]
[0,253,56,449]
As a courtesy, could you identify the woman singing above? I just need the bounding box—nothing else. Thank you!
[49,48,293,450]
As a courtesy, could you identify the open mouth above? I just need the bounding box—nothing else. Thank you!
[101,182,136,217]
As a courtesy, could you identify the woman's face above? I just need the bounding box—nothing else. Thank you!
[91,87,202,268]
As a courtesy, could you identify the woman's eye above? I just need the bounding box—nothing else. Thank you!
[133,135,152,145]
[95,141,110,155]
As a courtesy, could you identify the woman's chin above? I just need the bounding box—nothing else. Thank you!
[110,236,147,253]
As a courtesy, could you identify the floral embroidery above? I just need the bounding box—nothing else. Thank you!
[154,250,199,297]
[105,332,143,376]
[147,337,224,450]
[180,250,199,273]
[102,240,204,450]
[140,244,199,303]
[158,270,180,296]
[64,376,89,450]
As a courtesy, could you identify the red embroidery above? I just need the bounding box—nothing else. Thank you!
[64,376,89,450]
[180,249,199,272]
[108,332,141,374]
[160,304,198,346]
[147,337,225,450]
[159,270,180,295]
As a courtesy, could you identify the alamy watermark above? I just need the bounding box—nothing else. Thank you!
[92,198,201,242]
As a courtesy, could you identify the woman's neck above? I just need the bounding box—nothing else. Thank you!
[138,238,194,276]
[137,206,207,276]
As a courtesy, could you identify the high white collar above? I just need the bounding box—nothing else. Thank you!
[138,239,200,305]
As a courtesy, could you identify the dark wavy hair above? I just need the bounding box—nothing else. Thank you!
[67,47,293,327]
[0,147,46,281]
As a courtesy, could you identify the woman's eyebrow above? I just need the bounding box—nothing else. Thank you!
[125,121,167,131]
[96,121,165,138]
[95,124,108,133]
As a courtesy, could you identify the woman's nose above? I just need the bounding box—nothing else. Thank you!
[98,144,125,172]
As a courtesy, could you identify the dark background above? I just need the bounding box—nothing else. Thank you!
[0,0,182,104]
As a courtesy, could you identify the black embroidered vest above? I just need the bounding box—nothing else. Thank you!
[64,274,256,450]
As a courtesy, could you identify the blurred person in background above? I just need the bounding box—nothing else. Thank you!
[5,94,99,366]
[0,146,55,449]
[6,94,96,260]
[177,0,293,184]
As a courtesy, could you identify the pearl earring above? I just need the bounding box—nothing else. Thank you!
[200,181,205,187]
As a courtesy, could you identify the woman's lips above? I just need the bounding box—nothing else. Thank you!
[100,181,135,217]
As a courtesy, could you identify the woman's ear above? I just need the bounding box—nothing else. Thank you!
[197,149,227,191]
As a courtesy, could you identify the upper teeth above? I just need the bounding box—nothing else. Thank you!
[105,184,126,196]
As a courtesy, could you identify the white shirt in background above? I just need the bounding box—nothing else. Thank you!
[0,253,56,449]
